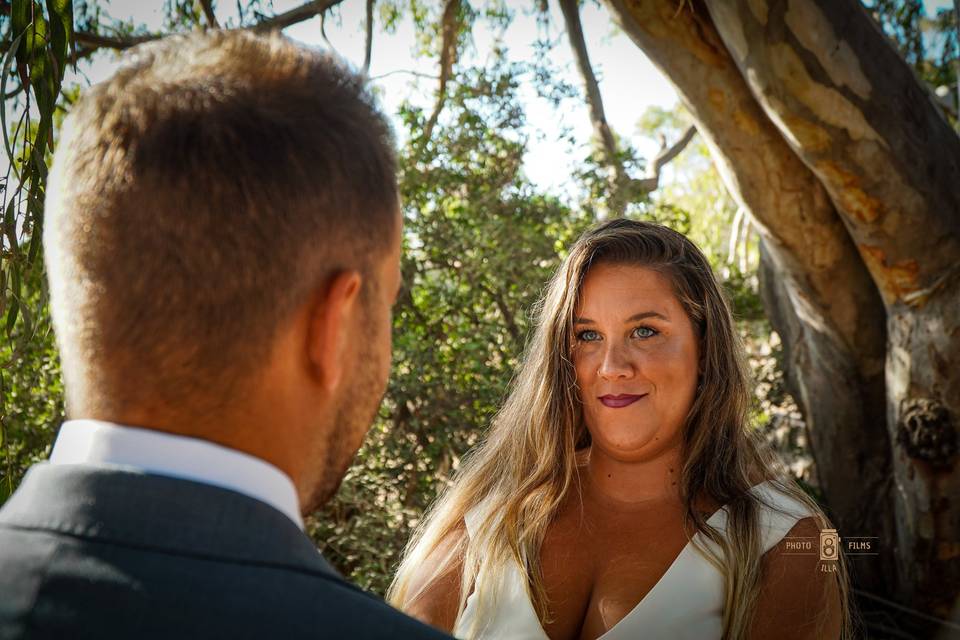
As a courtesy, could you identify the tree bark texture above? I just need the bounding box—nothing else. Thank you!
[604,0,898,598]
[701,0,960,616]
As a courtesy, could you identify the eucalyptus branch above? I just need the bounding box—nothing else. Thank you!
[73,30,157,51]
[369,69,439,82]
[362,0,374,75]
[558,0,624,186]
[419,0,461,149]
[250,0,345,33]
[69,0,347,56]
[633,124,697,192]
[199,0,219,28]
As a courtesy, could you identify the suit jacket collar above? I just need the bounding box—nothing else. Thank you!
[0,463,340,580]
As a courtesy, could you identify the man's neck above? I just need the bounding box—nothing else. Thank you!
[50,419,306,529]
[79,406,309,506]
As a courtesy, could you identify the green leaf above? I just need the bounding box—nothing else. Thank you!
[27,220,43,263]
[11,0,32,41]
[18,4,49,72]
[5,299,20,336]
[6,266,23,336]
[45,0,74,73]
[1,29,26,182]
[3,199,18,256]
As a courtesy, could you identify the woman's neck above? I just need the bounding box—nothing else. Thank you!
[581,443,685,510]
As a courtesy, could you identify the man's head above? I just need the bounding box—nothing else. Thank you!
[44,30,402,511]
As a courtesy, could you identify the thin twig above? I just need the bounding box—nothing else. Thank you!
[369,69,440,82]
[362,0,374,75]
[319,8,333,50]
[634,124,697,191]
[251,0,346,33]
[69,0,348,55]
[199,0,219,28]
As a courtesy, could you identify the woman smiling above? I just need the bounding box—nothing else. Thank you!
[388,219,850,639]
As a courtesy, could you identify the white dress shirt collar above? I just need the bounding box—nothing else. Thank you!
[50,419,304,531]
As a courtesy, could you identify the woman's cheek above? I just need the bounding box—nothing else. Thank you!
[573,347,597,377]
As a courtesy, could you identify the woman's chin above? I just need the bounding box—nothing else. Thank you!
[591,431,673,462]
[584,410,685,459]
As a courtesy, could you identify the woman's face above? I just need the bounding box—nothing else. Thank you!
[572,263,700,463]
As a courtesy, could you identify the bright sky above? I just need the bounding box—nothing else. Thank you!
[66,1,681,198]
[8,0,957,197]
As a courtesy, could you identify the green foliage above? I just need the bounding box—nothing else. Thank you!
[864,0,959,100]
[1,0,72,504]
[3,0,72,331]
[0,265,63,504]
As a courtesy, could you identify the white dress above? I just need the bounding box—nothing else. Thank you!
[454,481,812,640]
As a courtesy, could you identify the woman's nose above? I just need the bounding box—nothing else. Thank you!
[597,342,634,380]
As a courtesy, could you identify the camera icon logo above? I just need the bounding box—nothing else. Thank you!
[820,528,839,561]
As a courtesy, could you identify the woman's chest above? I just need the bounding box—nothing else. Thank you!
[537,505,691,640]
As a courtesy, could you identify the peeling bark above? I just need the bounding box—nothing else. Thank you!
[604,0,893,593]
[704,0,960,307]
[703,0,960,615]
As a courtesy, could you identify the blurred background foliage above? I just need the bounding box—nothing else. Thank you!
[2,0,957,596]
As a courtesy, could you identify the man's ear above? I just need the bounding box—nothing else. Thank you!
[307,270,363,393]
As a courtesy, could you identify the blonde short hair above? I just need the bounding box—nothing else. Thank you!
[44,30,398,416]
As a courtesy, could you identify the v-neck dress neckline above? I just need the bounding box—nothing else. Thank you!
[453,481,813,640]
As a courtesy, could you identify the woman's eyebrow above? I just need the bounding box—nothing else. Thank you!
[574,310,669,325]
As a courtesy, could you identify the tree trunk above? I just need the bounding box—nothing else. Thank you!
[559,0,628,199]
[604,0,895,595]
[701,0,960,616]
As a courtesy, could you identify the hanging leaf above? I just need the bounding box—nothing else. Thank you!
[15,2,49,87]
[45,0,74,74]
[3,199,18,257]
[5,300,20,337]
[1,31,25,181]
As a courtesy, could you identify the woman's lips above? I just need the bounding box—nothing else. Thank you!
[599,394,647,408]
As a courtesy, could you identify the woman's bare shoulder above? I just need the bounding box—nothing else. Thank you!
[749,517,842,639]
[401,520,469,634]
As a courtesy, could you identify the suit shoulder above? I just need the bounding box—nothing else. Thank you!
[0,525,451,639]
[293,573,451,638]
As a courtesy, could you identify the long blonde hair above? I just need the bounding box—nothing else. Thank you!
[389,219,851,638]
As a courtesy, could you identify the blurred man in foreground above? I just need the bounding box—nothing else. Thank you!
[0,30,449,640]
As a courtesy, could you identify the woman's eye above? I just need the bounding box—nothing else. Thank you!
[632,326,658,339]
[576,329,600,342]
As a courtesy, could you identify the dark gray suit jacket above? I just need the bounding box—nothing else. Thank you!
[0,464,451,639]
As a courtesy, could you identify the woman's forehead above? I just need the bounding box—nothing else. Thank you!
[576,263,680,312]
